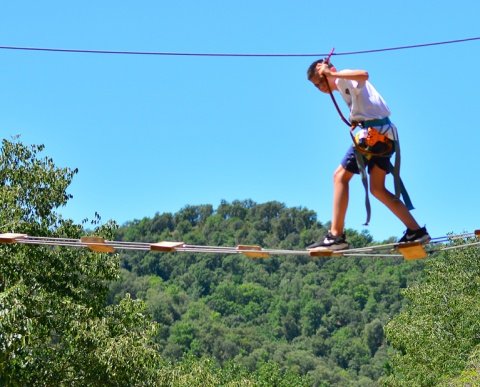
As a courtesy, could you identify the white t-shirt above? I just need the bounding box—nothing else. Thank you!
[335,76,391,123]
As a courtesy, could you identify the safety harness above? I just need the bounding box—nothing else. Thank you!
[321,52,414,225]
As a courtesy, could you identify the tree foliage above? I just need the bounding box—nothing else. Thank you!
[382,239,480,386]
[0,139,163,386]
[6,138,478,386]
[112,199,427,385]
[0,139,328,386]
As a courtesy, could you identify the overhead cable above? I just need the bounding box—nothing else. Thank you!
[0,36,479,58]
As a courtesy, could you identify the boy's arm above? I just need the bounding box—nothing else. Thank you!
[319,64,369,82]
[331,69,369,81]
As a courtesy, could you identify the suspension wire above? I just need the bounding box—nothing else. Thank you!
[333,36,480,56]
[0,36,479,58]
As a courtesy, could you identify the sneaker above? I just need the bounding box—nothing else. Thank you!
[307,232,349,251]
[398,226,431,244]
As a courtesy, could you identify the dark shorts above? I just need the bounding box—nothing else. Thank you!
[341,146,392,174]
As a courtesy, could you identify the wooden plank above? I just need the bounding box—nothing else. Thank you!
[81,236,115,253]
[236,245,270,259]
[308,248,341,257]
[0,233,28,244]
[150,241,184,252]
[397,241,428,260]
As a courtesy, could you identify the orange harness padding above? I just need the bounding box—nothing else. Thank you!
[355,127,390,147]
[353,127,393,158]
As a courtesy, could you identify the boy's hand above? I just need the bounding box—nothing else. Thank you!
[316,63,332,77]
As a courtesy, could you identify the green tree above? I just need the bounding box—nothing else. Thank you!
[0,139,163,385]
[111,194,426,385]
[439,345,480,386]
[382,243,480,386]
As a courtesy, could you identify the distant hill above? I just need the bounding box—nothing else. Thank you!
[110,199,426,386]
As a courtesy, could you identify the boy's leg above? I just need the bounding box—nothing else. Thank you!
[307,164,352,250]
[331,165,354,236]
[369,165,420,230]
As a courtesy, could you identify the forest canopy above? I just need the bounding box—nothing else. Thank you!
[1,138,479,386]
[111,199,426,385]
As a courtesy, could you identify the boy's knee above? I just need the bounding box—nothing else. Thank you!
[370,185,386,199]
[370,185,401,204]
[333,166,350,184]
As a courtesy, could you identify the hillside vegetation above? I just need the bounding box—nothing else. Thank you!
[111,200,426,385]
[2,138,479,386]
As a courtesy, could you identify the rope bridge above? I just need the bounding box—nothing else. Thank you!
[1,230,479,261]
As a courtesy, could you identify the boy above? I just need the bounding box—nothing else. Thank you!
[306,59,429,251]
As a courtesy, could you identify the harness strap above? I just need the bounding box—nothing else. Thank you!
[360,117,391,127]
[353,148,372,225]
[390,141,414,210]
[393,140,401,200]
[348,129,372,225]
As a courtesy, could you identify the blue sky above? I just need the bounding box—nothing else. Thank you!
[1,1,479,242]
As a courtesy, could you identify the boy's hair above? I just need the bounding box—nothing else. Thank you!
[307,59,334,80]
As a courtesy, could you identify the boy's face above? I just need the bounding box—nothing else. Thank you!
[309,63,336,93]
[309,73,329,93]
